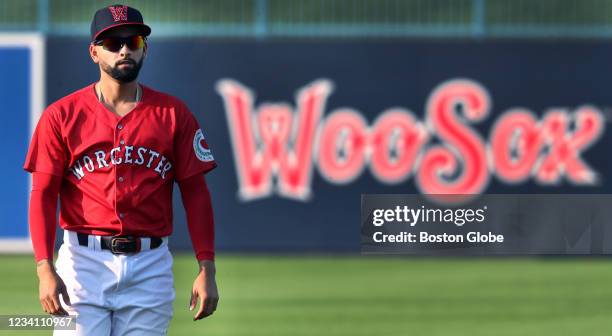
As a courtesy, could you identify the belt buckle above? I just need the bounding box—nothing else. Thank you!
[110,236,135,254]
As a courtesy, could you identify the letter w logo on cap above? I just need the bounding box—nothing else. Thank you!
[108,5,128,22]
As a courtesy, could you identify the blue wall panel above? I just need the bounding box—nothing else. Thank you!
[1,48,31,237]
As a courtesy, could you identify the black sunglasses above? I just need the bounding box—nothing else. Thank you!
[93,35,146,52]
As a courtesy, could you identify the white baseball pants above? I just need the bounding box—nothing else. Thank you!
[53,230,175,336]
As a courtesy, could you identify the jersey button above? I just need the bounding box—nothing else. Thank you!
[120,140,125,145]
[119,212,125,219]
[117,124,123,130]
[118,176,124,182]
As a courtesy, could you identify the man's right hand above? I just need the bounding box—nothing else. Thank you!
[36,259,71,316]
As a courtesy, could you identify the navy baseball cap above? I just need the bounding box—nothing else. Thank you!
[90,4,151,41]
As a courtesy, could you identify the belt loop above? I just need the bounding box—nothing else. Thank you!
[141,237,151,251]
[90,235,99,251]
[96,235,103,251]
[65,230,79,246]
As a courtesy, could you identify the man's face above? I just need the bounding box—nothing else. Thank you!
[90,26,147,83]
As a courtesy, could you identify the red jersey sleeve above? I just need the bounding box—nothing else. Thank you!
[23,107,68,177]
[173,106,217,182]
[178,173,215,261]
[29,172,61,262]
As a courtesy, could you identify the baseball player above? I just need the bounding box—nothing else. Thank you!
[23,4,219,335]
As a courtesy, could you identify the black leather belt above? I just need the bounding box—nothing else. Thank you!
[76,232,162,254]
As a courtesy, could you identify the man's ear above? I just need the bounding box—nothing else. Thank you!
[89,44,99,64]
[143,41,148,57]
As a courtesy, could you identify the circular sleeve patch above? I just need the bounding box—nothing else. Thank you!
[193,129,214,162]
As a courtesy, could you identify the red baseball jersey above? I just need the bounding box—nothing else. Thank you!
[24,83,217,237]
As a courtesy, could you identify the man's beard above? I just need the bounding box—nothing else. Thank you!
[101,58,144,83]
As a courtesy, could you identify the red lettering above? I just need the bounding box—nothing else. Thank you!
[370,109,427,183]
[491,109,542,183]
[417,80,490,195]
[537,106,603,184]
[217,79,332,200]
[216,78,605,203]
[317,109,368,183]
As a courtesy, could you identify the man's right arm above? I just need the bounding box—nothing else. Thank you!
[29,172,61,262]
[29,171,71,315]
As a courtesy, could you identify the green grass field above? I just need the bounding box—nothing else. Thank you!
[1,255,612,335]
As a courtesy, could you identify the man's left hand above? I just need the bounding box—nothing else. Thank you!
[189,260,219,321]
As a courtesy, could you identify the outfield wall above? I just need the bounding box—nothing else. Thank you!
[0,34,44,253]
[14,38,612,253]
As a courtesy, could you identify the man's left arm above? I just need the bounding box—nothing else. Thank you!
[178,173,219,320]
